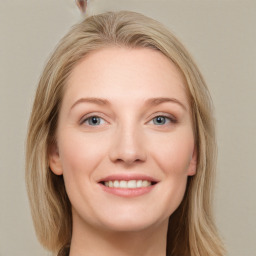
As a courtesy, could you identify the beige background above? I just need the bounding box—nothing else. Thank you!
[0,1,255,255]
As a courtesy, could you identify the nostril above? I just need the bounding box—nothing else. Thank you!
[108,135,147,164]
[116,158,143,165]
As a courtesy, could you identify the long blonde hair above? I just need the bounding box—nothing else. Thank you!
[26,11,225,255]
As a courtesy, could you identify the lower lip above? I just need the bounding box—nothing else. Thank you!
[98,183,155,197]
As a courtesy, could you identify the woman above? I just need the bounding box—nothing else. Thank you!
[26,11,225,256]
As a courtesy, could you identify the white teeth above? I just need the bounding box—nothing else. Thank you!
[136,180,142,187]
[142,180,150,187]
[113,180,119,188]
[103,180,152,188]
[127,180,137,188]
[120,180,127,188]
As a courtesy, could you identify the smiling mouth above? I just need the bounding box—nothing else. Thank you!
[100,180,157,189]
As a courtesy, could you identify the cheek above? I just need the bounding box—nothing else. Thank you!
[58,130,108,178]
[149,131,195,175]
[57,131,109,214]
[150,132,194,217]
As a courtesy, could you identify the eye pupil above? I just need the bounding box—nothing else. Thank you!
[154,116,166,125]
[89,116,100,125]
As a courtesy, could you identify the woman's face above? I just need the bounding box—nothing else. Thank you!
[49,47,197,233]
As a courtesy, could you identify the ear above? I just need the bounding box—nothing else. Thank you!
[48,142,63,175]
[187,147,197,176]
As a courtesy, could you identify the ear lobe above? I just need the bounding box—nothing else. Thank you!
[187,148,197,176]
[48,143,63,175]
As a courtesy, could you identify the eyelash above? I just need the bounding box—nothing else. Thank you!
[80,113,177,127]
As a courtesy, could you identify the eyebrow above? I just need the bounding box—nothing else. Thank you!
[145,97,187,110]
[71,97,110,110]
[70,97,187,111]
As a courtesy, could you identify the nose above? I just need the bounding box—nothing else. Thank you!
[109,124,147,165]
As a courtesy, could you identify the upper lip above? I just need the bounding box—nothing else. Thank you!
[98,174,160,183]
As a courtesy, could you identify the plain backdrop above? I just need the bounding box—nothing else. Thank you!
[0,1,255,255]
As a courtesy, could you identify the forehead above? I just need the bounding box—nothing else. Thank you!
[64,47,189,109]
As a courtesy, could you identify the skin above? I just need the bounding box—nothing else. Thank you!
[49,47,197,256]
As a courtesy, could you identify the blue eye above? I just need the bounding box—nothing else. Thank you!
[83,116,105,126]
[152,116,172,125]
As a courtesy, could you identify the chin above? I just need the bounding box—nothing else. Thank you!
[101,219,161,233]
[93,208,169,233]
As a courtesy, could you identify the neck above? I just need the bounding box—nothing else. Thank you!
[69,214,168,256]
